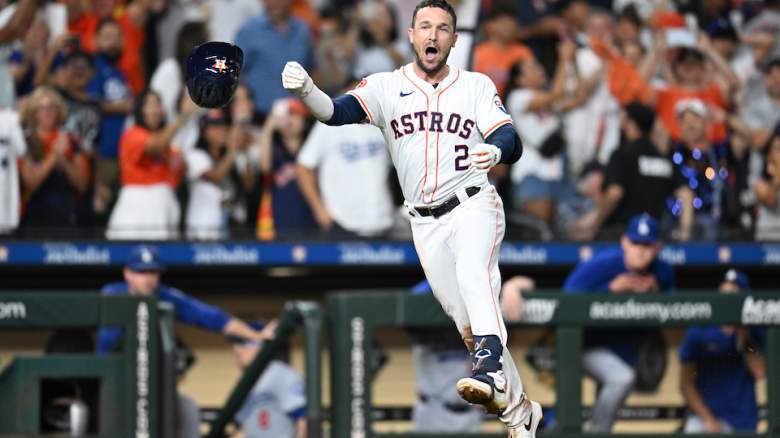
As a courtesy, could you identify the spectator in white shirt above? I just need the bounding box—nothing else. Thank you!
[185,106,253,240]
[296,83,394,237]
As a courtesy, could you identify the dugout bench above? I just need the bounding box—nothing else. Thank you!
[0,292,178,438]
[326,291,780,438]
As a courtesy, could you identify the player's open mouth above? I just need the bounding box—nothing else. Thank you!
[424,46,439,62]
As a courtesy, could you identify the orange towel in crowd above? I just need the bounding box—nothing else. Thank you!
[590,37,654,106]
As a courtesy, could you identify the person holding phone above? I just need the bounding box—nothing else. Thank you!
[256,97,316,237]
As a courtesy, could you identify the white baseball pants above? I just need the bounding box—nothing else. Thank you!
[408,184,530,428]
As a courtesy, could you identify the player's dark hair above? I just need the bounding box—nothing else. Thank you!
[411,0,457,30]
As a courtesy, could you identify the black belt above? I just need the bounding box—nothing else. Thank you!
[414,186,481,218]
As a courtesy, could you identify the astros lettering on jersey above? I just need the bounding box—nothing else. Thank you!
[347,64,512,206]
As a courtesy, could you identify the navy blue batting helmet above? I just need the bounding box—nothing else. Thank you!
[186,42,243,108]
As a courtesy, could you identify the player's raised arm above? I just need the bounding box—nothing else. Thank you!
[281,61,367,126]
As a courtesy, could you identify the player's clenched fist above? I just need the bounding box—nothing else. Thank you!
[281,61,313,97]
[470,143,502,173]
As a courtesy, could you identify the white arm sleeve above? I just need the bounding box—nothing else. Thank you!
[302,85,335,122]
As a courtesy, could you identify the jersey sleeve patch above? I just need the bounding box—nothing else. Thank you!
[493,93,508,115]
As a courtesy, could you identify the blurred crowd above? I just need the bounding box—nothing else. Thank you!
[0,0,778,241]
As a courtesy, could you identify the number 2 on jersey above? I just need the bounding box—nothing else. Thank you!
[454,145,469,171]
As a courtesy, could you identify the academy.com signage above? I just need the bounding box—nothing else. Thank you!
[589,299,712,322]
[522,298,559,323]
[0,301,26,320]
[742,296,780,324]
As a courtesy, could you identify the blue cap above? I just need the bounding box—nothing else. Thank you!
[723,269,750,290]
[625,213,659,244]
[126,245,164,272]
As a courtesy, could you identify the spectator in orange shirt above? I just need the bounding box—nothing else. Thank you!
[19,86,89,231]
[106,90,199,240]
[68,0,148,95]
[653,38,739,143]
[472,2,533,98]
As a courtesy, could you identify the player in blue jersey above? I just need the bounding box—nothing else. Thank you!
[679,269,766,432]
[564,213,674,432]
[97,245,274,353]
[97,245,275,438]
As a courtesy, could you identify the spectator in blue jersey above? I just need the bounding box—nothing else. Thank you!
[564,213,675,432]
[679,269,766,433]
[87,18,134,220]
[98,245,276,438]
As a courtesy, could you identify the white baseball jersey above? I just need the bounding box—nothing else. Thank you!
[347,63,513,206]
[346,63,533,430]
[0,109,26,234]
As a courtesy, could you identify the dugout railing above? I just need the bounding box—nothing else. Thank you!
[0,292,177,438]
[327,291,780,438]
[206,301,324,438]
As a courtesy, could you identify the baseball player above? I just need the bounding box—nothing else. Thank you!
[231,329,306,438]
[97,245,276,438]
[281,0,540,435]
[679,270,766,433]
